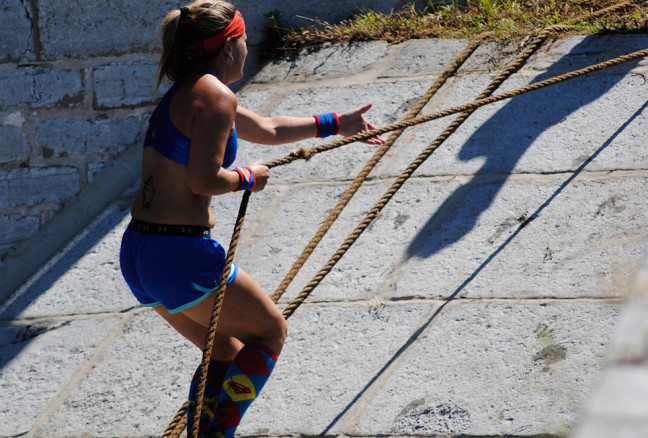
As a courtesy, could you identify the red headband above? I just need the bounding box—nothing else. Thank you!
[187,10,245,58]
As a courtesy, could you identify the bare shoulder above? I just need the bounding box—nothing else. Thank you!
[192,74,237,115]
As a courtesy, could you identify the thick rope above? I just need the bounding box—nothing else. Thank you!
[161,401,188,438]
[278,0,643,317]
[280,23,576,318]
[163,2,642,435]
[162,44,648,437]
[270,32,492,303]
[178,191,251,438]
[267,45,648,172]
[162,43,648,437]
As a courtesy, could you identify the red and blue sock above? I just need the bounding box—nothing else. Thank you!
[216,343,278,438]
[187,359,231,438]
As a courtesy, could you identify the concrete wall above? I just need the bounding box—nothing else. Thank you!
[0,0,422,300]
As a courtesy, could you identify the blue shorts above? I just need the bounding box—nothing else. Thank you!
[120,225,238,313]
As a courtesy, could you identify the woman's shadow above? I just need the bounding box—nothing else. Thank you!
[406,35,645,260]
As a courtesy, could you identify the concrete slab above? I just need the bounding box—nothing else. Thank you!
[2,34,648,438]
[0,316,122,436]
[351,301,621,436]
[0,205,134,319]
[238,303,437,436]
[250,41,390,83]
[39,310,200,437]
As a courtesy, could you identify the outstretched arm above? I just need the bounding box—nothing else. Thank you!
[235,103,385,145]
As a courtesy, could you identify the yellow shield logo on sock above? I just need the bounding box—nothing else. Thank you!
[224,375,256,402]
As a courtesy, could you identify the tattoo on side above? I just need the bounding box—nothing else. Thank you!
[141,175,155,212]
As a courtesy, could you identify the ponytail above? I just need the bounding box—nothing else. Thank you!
[154,1,237,93]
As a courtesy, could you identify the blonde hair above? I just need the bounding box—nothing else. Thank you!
[155,0,237,92]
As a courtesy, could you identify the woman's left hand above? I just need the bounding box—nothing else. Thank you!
[337,103,386,145]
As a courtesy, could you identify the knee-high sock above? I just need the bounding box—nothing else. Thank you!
[187,360,231,438]
[216,343,278,438]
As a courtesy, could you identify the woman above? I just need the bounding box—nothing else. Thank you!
[119,1,384,437]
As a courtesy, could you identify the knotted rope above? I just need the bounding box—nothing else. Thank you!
[266,49,647,172]
[279,0,643,317]
[269,31,493,303]
[164,44,648,437]
[166,192,252,438]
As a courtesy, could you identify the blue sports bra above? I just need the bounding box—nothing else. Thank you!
[143,73,237,168]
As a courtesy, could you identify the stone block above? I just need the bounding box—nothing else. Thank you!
[357,177,647,301]
[0,0,35,62]
[235,303,435,437]
[251,41,389,82]
[35,116,141,158]
[0,213,39,244]
[41,311,200,437]
[351,301,620,436]
[0,65,83,110]
[0,124,29,164]
[381,39,471,78]
[0,317,121,436]
[519,34,648,76]
[37,0,178,59]
[384,72,648,177]
[3,212,135,319]
[0,167,79,208]
[93,60,160,109]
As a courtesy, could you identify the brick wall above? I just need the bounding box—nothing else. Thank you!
[0,0,177,271]
[0,0,420,297]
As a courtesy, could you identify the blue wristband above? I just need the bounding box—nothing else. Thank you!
[314,112,339,138]
[233,166,255,191]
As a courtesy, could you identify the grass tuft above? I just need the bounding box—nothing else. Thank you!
[262,0,648,56]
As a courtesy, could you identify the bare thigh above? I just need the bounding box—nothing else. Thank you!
[155,268,287,360]
[153,306,244,361]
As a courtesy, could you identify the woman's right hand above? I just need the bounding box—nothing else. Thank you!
[247,160,269,192]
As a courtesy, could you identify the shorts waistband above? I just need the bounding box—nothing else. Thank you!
[128,219,211,237]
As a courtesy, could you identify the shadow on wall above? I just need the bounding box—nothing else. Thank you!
[321,100,648,435]
[321,38,647,435]
[406,35,644,260]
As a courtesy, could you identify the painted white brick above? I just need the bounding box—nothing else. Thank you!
[37,0,178,59]
[0,125,29,164]
[93,61,159,108]
[0,66,83,110]
[0,167,79,208]
[0,0,35,62]
[35,117,141,158]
